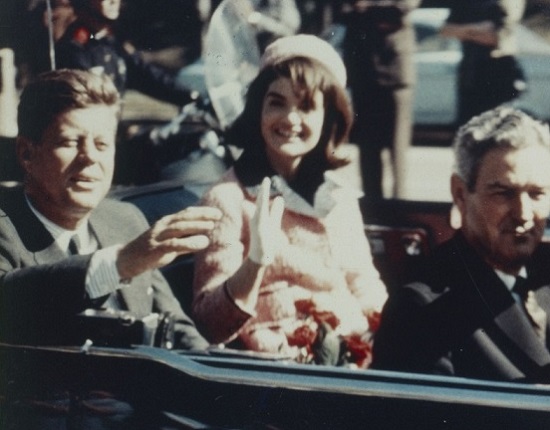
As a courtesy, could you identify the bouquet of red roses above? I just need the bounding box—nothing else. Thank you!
[287,299,381,368]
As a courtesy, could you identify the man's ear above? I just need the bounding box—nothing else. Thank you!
[450,174,469,229]
[16,136,35,173]
[450,173,468,213]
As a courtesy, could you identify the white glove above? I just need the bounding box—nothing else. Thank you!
[248,177,285,266]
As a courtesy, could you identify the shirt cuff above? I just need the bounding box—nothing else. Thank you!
[85,245,126,299]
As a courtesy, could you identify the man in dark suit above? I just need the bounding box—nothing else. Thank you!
[0,69,221,349]
[333,0,420,221]
[372,107,550,383]
[440,0,526,125]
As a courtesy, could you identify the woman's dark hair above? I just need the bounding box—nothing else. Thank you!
[228,57,353,202]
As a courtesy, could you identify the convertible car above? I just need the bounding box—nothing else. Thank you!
[2,180,548,430]
[2,340,550,429]
[2,4,550,429]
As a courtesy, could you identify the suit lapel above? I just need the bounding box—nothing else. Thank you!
[452,234,550,373]
[33,240,68,265]
[492,303,550,367]
[4,189,67,264]
[4,189,152,315]
[533,287,550,351]
[476,269,550,369]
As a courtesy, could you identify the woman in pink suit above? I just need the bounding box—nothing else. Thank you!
[193,35,387,367]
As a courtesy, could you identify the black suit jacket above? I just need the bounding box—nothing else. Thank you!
[0,187,207,350]
[335,0,420,88]
[372,231,550,382]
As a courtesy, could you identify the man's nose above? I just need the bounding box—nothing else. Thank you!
[516,192,535,222]
[78,136,100,163]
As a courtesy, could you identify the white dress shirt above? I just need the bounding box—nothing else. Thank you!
[26,196,127,303]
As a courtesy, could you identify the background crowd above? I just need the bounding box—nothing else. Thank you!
[0,1,546,209]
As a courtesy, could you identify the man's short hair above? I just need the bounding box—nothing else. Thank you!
[453,107,550,191]
[17,69,120,143]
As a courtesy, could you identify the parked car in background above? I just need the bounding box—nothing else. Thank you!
[413,8,550,126]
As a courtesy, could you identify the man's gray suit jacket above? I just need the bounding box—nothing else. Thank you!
[0,187,208,349]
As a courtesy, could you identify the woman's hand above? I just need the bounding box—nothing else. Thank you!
[224,177,285,313]
[248,177,285,266]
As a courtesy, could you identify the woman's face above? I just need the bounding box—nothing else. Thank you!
[261,77,325,177]
[91,0,121,21]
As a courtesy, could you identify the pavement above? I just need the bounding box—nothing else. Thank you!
[335,143,454,204]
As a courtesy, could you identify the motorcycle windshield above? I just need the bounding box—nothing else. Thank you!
[203,0,261,130]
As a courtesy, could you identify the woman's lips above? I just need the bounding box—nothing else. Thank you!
[276,126,302,139]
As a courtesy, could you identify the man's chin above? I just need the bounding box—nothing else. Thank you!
[67,190,107,211]
[489,238,538,271]
[505,246,536,267]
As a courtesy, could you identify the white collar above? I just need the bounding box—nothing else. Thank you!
[494,267,528,292]
[245,171,363,218]
[25,195,92,253]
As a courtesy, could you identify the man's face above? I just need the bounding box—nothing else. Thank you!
[43,0,75,40]
[19,105,118,228]
[90,0,121,21]
[453,146,550,274]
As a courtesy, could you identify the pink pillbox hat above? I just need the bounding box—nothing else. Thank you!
[260,34,347,88]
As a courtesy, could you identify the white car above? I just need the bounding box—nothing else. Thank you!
[413,8,550,126]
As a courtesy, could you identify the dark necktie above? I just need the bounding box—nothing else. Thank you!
[67,235,80,255]
[513,277,547,343]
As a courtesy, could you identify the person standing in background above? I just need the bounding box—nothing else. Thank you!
[11,0,76,86]
[440,0,527,126]
[334,0,420,222]
[56,0,194,105]
[249,0,302,51]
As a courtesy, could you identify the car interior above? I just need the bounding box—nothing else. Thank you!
[3,4,550,427]
[109,178,455,310]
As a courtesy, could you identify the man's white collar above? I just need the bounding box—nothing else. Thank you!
[25,195,90,252]
[495,267,528,292]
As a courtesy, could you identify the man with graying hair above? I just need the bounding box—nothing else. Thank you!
[0,69,222,349]
[373,107,550,383]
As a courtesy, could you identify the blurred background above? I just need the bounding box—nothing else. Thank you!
[1,0,550,202]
